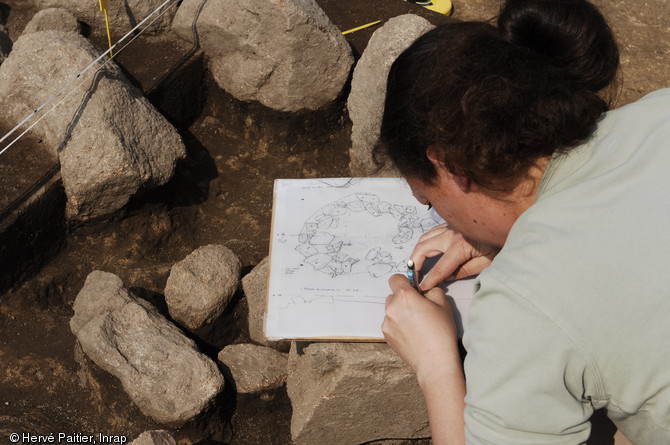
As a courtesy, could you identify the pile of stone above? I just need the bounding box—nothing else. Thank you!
[1,0,441,443]
[2,0,668,442]
[71,266,226,426]
[243,256,430,444]
[0,0,415,222]
[72,243,429,444]
[69,244,292,430]
[0,22,186,222]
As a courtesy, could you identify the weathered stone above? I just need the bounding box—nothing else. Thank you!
[70,270,134,335]
[33,0,176,37]
[287,342,430,445]
[241,257,290,351]
[0,31,186,221]
[22,8,81,35]
[347,15,436,176]
[130,430,176,445]
[164,244,242,331]
[218,343,288,394]
[172,0,353,112]
[71,270,224,425]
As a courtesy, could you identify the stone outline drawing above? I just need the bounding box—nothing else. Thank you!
[294,191,441,279]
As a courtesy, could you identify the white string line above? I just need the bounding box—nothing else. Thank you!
[0,0,181,157]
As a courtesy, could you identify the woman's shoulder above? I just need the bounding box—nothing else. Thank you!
[620,88,670,110]
[602,87,670,133]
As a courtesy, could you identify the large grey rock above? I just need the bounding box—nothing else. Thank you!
[218,343,288,393]
[241,257,290,351]
[22,8,81,34]
[164,244,242,331]
[0,31,186,221]
[70,270,134,336]
[129,431,176,445]
[287,342,430,445]
[71,271,225,425]
[347,15,436,176]
[172,0,353,112]
[33,0,177,36]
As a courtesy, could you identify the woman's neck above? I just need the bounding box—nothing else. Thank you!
[476,156,552,247]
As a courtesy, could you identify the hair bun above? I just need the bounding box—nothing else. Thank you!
[498,0,619,92]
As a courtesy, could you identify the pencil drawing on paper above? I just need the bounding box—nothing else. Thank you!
[294,191,441,279]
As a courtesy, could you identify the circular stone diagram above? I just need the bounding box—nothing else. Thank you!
[294,192,441,278]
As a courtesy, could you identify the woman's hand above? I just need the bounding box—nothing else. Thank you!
[382,274,461,383]
[411,224,500,290]
[383,274,467,445]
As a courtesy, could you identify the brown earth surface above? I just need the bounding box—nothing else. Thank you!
[0,0,668,444]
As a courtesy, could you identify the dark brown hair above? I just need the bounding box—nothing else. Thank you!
[376,0,620,190]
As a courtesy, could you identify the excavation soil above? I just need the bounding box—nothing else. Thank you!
[0,0,667,444]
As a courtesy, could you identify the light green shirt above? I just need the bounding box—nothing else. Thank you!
[463,89,670,444]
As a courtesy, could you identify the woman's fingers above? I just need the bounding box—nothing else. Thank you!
[424,287,452,309]
[410,227,500,287]
[417,223,449,243]
[419,251,468,289]
[411,227,458,272]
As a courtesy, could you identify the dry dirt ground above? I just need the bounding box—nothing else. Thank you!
[0,0,668,444]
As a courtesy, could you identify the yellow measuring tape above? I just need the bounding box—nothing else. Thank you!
[98,0,113,56]
[342,20,382,36]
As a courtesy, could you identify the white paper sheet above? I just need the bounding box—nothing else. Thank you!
[265,178,475,340]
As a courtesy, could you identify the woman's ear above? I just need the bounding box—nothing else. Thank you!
[425,144,444,169]
[426,145,472,193]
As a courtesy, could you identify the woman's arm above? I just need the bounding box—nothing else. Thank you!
[383,274,466,445]
[420,360,466,445]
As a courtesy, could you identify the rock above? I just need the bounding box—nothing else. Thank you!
[0,31,186,221]
[33,0,176,37]
[287,342,429,445]
[347,15,436,176]
[164,244,242,331]
[129,430,176,445]
[71,271,225,425]
[22,8,81,34]
[172,0,353,112]
[70,270,134,336]
[241,257,290,351]
[218,343,288,394]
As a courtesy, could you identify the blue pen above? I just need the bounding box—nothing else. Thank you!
[406,259,423,293]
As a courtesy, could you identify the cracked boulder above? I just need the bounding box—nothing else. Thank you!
[0,30,185,221]
[287,342,430,444]
[347,14,435,176]
[33,0,177,36]
[70,271,224,425]
[172,0,353,112]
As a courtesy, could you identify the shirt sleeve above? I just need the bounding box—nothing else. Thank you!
[462,271,598,444]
